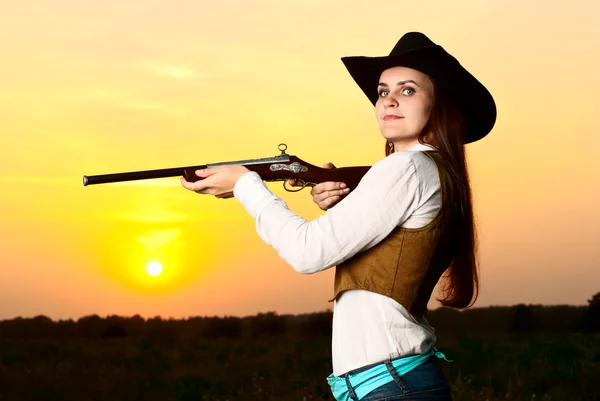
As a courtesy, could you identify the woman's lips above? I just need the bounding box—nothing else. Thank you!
[383,115,403,121]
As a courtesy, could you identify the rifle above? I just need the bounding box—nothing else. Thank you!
[82,144,371,193]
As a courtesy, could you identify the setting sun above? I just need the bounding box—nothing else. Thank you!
[146,261,163,277]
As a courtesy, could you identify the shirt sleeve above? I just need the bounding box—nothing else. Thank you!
[233,151,422,274]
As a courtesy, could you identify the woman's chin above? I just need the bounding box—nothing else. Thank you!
[381,134,403,142]
[381,131,419,142]
[381,131,397,140]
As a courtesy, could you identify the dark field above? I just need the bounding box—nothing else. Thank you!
[1,304,599,401]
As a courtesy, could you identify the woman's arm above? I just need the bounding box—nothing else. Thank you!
[233,152,423,274]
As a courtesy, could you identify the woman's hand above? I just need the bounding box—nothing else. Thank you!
[180,165,250,199]
[289,162,350,211]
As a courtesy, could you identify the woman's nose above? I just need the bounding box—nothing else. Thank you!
[383,93,398,107]
[383,96,398,107]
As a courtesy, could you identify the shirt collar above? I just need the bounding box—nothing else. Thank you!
[406,142,437,152]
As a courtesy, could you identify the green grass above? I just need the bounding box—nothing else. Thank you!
[1,333,599,400]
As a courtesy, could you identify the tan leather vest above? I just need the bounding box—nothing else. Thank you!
[330,151,460,320]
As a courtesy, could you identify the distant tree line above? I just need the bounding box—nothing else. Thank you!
[0,311,333,341]
[1,293,599,340]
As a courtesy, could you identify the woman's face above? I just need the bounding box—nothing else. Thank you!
[375,66,434,151]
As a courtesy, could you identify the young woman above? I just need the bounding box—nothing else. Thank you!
[181,32,496,401]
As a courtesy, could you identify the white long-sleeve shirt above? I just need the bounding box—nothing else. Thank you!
[233,142,442,376]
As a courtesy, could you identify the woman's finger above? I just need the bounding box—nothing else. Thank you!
[325,196,341,206]
[180,176,214,194]
[331,188,350,197]
[181,177,202,191]
[316,188,348,203]
[311,181,346,196]
[316,195,340,210]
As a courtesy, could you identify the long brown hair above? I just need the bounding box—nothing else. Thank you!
[385,83,479,309]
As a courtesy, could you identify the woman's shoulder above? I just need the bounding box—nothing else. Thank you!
[385,150,441,187]
[361,151,439,193]
[409,150,439,171]
[374,149,437,174]
[366,151,418,181]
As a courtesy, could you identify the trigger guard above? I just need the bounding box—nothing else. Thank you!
[283,179,306,192]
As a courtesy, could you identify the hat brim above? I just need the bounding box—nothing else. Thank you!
[341,47,496,144]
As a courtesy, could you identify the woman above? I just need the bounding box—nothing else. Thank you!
[181,32,496,400]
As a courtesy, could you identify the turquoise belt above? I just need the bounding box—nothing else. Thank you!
[326,348,451,401]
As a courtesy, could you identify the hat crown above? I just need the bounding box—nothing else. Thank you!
[389,32,437,56]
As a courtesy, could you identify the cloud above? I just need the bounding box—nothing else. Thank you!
[116,100,163,110]
[87,89,183,116]
[142,61,239,80]
[0,175,74,185]
[118,208,189,224]
[135,228,182,250]
[0,175,184,189]
[0,174,185,188]
[142,62,201,80]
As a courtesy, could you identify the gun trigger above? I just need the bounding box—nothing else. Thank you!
[283,179,306,192]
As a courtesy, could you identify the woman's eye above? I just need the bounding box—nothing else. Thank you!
[402,87,416,96]
[378,90,389,97]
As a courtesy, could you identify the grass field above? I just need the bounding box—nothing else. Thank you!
[1,332,599,400]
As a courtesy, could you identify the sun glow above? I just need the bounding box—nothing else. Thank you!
[146,261,163,277]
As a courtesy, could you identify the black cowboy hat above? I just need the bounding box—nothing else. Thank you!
[341,32,496,144]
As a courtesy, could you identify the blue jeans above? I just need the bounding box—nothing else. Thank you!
[345,356,452,400]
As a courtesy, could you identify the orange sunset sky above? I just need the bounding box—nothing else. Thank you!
[1,1,599,321]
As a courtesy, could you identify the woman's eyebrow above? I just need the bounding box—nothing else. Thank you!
[377,80,419,87]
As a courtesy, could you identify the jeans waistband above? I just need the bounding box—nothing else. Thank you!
[327,348,452,401]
